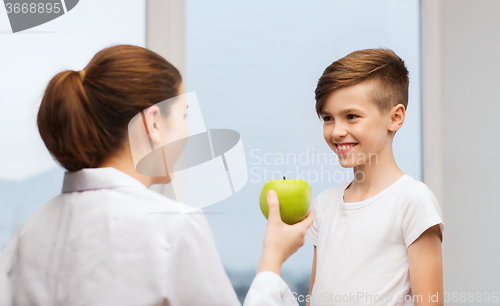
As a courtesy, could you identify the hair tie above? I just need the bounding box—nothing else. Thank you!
[79,70,86,82]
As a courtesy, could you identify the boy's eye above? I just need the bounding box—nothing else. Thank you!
[347,114,359,120]
[322,116,333,122]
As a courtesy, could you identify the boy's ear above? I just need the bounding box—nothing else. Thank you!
[388,103,405,133]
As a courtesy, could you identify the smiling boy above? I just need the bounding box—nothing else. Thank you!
[304,49,444,306]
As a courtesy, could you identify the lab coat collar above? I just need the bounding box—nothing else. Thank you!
[62,167,148,193]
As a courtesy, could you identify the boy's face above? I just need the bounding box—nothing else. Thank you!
[320,80,400,168]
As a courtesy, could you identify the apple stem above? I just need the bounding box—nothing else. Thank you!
[283,176,286,180]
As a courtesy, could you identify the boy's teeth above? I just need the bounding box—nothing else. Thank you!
[339,144,355,150]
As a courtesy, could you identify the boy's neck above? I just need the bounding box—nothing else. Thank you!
[347,143,404,198]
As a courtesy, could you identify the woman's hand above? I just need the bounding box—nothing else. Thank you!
[256,190,314,275]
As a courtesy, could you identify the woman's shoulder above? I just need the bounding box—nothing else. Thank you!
[20,186,208,244]
[114,188,214,253]
[106,186,208,228]
[98,185,195,214]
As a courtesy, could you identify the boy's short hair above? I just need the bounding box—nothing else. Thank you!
[315,48,409,119]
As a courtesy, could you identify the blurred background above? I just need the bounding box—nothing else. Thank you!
[0,1,498,305]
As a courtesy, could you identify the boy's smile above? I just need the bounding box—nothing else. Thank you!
[334,143,358,153]
[320,80,397,168]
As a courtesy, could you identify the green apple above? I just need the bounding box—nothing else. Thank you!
[260,176,312,225]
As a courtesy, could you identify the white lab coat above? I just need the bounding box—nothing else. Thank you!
[0,167,298,306]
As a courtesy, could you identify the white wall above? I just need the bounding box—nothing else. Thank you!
[422,0,500,303]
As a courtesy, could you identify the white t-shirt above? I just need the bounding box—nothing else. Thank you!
[305,173,444,306]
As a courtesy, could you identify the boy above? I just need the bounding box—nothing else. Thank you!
[304,49,444,306]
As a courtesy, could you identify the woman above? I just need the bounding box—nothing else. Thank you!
[0,45,312,306]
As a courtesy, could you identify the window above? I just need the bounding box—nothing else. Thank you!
[185,0,421,302]
[0,0,146,252]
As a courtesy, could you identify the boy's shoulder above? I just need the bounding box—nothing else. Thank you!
[373,174,440,207]
[312,181,350,213]
[392,175,442,212]
[316,181,351,202]
[401,177,436,202]
[314,174,436,204]
[309,183,348,224]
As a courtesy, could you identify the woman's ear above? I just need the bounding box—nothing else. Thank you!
[388,103,405,132]
[142,105,164,149]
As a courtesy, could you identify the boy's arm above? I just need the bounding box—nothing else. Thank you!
[407,224,444,306]
[305,246,317,306]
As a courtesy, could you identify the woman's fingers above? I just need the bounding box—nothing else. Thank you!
[267,189,313,229]
[302,209,314,228]
[292,209,314,231]
[258,192,314,273]
[266,190,281,222]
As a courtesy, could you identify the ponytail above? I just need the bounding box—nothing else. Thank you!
[37,45,182,172]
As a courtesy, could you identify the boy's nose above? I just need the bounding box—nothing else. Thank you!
[331,125,348,139]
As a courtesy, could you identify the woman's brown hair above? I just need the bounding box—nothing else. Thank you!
[37,44,182,172]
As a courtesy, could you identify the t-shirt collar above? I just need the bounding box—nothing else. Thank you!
[340,173,410,210]
[61,167,148,193]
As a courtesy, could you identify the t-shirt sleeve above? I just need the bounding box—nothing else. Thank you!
[305,197,320,246]
[399,182,445,248]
